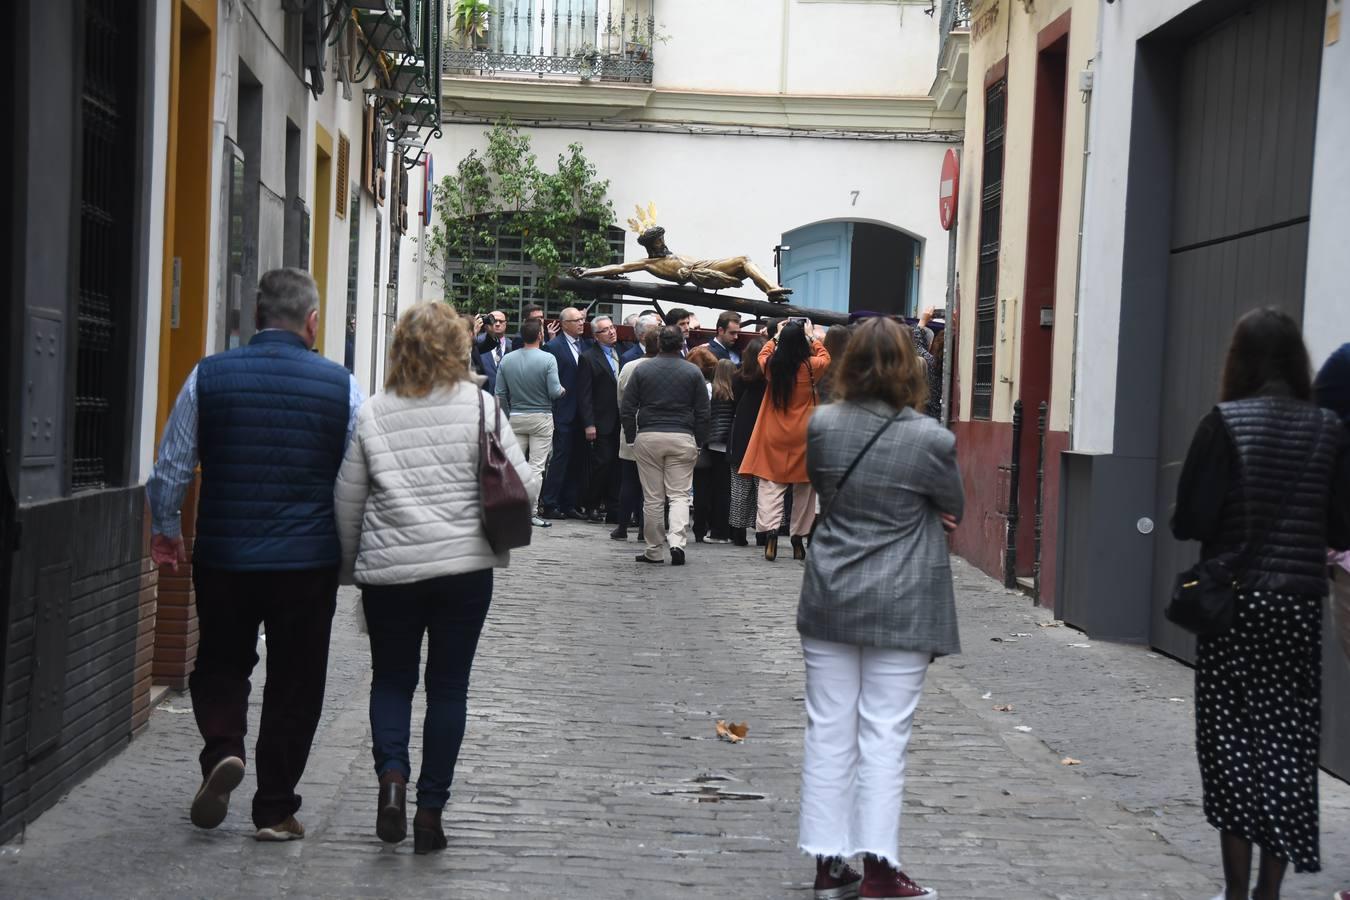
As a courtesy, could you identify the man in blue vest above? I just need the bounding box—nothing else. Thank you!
[147,268,364,842]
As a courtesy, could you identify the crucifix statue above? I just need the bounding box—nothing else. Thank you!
[568,204,793,302]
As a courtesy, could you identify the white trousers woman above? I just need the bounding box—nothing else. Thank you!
[798,637,929,862]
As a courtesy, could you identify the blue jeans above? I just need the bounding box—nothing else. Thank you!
[362,569,493,810]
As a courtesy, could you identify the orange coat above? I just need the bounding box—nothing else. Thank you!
[738,338,831,484]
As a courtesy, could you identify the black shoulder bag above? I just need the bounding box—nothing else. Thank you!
[1165,426,1323,637]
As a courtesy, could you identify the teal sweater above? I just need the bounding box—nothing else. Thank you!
[494,347,564,416]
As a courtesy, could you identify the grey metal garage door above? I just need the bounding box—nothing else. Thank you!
[1146,0,1350,780]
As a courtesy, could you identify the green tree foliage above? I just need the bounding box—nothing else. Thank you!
[423,121,617,316]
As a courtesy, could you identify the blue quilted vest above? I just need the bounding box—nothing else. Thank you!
[194,330,351,572]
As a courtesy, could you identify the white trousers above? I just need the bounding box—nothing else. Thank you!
[798,636,929,864]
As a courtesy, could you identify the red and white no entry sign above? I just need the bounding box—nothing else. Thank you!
[938,147,960,231]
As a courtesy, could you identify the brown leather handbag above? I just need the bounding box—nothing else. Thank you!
[478,392,533,553]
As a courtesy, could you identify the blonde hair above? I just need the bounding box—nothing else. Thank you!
[384,302,471,397]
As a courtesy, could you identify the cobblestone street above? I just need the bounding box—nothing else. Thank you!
[2,522,1348,899]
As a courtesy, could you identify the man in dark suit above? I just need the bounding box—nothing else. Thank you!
[540,306,592,518]
[665,307,693,356]
[705,311,742,365]
[576,314,624,523]
[475,310,513,393]
[620,311,662,368]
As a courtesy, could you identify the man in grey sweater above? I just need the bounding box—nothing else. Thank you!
[621,326,710,566]
[495,318,565,527]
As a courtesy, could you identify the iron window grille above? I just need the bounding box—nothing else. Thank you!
[972,79,1006,421]
[443,0,657,85]
[444,214,624,330]
[74,0,137,490]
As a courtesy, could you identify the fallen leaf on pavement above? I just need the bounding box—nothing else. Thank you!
[1014,725,1033,733]
[993,704,1014,712]
[715,720,748,743]
[1068,642,1092,648]
[1061,757,1082,766]
[1010,632,1032,638]
[981,692,993,700]
[990,637,1018,643]
[1038,621,1064,628]
[1167,697,1186,703]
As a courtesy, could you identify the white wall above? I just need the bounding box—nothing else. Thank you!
[1072,0,1203,452]
[653,0,938,97]
[136,0,173,481]
[1303,15,1350,369]
[415,124,953,328]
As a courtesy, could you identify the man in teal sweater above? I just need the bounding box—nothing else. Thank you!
[494,318,565,527]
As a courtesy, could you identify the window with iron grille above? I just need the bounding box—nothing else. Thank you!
[74,0,138,490]
[444,214,625,330]
[972,79,1006,421]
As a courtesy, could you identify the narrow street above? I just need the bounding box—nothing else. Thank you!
[2,523,1347,899]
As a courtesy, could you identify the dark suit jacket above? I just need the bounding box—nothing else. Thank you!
[545,333,591,425]
[575,343,621,434]
[705,338,739,363]
[619,343,644,369]
[476,335,513,393]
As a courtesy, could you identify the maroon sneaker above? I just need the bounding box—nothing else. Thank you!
[861,855,936,899]
[813,856,862,900]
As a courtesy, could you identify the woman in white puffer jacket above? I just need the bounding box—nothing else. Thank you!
[335,302,538,855]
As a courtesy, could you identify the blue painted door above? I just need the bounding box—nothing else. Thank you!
[780,222,852,313]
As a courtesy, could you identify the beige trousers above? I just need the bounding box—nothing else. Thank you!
[757,480,817,536]
[510,413,554,509]
[1334,568,1350,666]
[633,431,699,561]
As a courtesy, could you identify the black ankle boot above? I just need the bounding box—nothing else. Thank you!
[764,533,778,562]
[376,771,407,844]
[755,530,768,547]
[412,807,447,855]
[791,535,806,560]
[731,528,747,546]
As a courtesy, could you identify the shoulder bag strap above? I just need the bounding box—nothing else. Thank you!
[816,410,906,529]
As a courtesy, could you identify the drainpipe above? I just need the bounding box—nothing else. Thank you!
[779,0,791,95]
[1068,50,1097,449]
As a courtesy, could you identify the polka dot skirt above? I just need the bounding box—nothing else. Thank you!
[1195,590,1321,873]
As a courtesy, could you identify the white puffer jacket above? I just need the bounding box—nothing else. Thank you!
[335,380,539,586]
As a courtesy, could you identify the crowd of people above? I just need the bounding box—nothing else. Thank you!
[144,267,1349,900]
[480,301,948,568]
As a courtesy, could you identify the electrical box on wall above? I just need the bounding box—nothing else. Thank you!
[1040,307,1054,328]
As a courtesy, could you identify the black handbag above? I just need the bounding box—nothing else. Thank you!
[1165,427,1322,637]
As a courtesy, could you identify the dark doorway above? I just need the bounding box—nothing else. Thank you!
[1014,33,1067,576]
[850,223,919,317]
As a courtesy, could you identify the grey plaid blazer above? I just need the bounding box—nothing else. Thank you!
[798,401,964,656]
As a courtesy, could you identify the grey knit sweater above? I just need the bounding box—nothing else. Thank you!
[620,355,710,446]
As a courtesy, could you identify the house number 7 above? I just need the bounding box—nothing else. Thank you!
[850,191,860,206]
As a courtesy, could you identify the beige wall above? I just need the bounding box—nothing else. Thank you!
[955,0,1096,432]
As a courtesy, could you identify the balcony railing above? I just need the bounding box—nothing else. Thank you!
[442,0,657,84]
[939,0,971,57]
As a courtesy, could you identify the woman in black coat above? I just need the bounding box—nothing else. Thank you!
[728,337,768,546]
[1172,308,1350,899]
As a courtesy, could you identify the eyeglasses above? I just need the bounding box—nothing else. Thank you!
[595,325,616,333]
[491,317,506,324]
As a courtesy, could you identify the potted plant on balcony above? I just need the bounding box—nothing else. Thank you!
[452,0,491,51]
[573,44,601,82]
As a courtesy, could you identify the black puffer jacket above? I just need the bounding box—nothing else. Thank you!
[1174,393,1350,596]
[708,397,736,448]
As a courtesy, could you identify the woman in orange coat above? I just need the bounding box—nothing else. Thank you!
[739,320,831,561]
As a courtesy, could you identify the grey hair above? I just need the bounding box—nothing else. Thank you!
[623,313,639,327]
[592,315,614,330]
[632,311,662,339]
[257,268,320,330]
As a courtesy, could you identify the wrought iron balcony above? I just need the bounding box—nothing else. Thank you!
[442,0,657,84]
[939,0,971,58]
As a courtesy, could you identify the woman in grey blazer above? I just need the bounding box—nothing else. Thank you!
[796,317,963,900]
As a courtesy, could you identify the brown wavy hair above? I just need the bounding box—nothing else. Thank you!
[1219,307,1312,402]
[686,345,718,380]
[385,302,472,398]
[836,317,929,411]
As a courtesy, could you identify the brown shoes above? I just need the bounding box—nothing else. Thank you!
[190,756,245,829]
[254,815,306,842]
[413,807,447,855]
